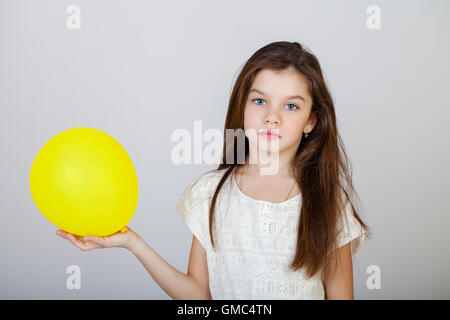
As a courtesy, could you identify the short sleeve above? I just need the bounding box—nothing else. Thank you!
[176,174,213,251]
[335,198,367,255]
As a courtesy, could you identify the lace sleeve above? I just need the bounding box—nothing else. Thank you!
[176,176,212,251]
[335,199,367,255]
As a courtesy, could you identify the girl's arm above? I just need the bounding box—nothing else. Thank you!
[56,227,211,300]
[129,233,212,300]
[187,235,212,299]
[322,242,355,299]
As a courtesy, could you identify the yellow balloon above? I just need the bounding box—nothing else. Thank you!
[29,127,138,237]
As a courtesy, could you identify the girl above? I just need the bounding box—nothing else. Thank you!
[57,41,371,300]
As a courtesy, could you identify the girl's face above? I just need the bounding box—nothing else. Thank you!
[244,67,316,158]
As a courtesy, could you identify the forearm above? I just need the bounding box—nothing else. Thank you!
[128,235,209,300]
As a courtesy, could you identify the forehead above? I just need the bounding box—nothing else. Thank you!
[250,68,310,100]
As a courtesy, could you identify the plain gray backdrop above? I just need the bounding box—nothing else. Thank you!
[1,0,449,299]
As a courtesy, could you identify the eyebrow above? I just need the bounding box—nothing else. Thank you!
[249,88,305,102]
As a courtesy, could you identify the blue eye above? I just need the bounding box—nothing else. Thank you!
[252,98,298,111]
[285,104,299,111]
[253,98,266,105]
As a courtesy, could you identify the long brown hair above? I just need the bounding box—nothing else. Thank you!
[206,41,371,279]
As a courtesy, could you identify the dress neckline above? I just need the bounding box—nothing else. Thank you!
[232,171,301,205]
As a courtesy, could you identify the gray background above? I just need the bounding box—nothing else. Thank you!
[1,0,449,299]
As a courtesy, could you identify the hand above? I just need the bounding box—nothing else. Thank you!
[56,226,140,251]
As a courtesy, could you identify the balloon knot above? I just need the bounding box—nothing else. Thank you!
[120,226,128,234]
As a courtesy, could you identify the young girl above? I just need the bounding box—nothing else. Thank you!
[57,41,370,300]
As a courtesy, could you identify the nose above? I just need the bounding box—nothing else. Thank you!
[264,109,281,126]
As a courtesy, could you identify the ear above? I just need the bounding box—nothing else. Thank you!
[306,112,318,131]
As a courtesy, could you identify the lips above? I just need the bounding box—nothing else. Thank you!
[258,129,281,138]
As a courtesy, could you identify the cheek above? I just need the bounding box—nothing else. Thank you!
[284,116,306,138]
[243,104,260,129]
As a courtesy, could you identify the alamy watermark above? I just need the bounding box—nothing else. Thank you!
[366,5,381,30]
[66,264,81,290]
[366,264,381,290]
[66,5,81,30]
[170,121,283,175]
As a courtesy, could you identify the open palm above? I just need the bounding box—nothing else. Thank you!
[56,227,136,251]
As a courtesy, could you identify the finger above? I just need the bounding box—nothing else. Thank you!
[82,236,108,247]
[83,240,103,249]
[56,231,96,250]
[57,231,104,250]
[56,230,68,237]
[56,230,70,240]
[66,233,95,251]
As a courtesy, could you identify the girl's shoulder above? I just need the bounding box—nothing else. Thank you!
[188,168,228,191]
[177,168,228,208]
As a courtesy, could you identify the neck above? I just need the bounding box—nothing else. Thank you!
[245,148,296,178]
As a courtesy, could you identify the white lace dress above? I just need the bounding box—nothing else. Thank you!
[176,169,367,300]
